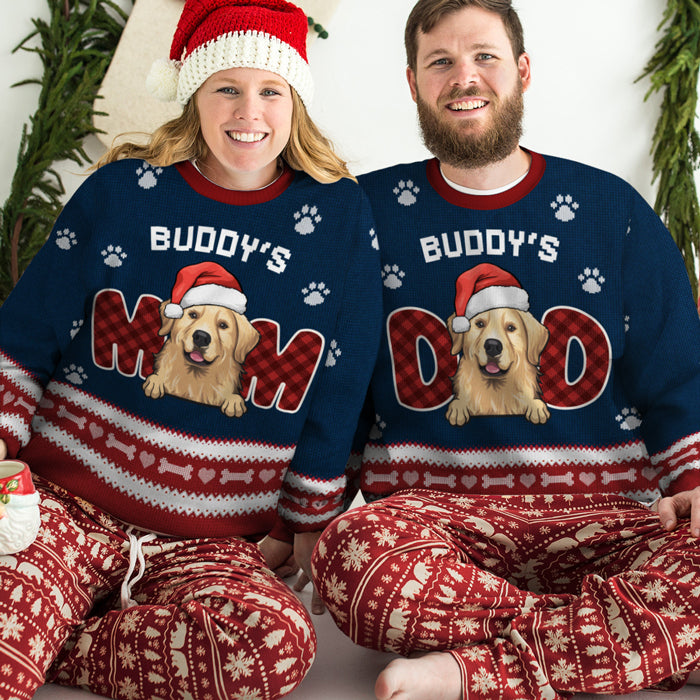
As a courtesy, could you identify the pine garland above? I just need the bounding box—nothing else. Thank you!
[638,0,700,301]
[0,0,130,304]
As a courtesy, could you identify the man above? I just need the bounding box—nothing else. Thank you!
[311,2,700,699]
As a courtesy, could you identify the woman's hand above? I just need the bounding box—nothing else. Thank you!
[294,531,325,615]
[259,532,325,614]
[258,535,299,578]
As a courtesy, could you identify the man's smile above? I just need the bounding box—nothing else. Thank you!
[448,99,488,111]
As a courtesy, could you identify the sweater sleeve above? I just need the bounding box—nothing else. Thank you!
[620,190,700,495]
[277,191,382,532]
[0,175,96,457]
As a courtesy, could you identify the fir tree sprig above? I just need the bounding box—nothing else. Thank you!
[638,0,700,301]
[307,15,329,39]
[0,0,130,303]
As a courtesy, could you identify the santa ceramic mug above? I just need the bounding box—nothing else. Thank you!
[0,460,40,556]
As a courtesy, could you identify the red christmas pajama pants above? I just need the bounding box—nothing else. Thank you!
[312,489,700,699]
[0,477,315,700]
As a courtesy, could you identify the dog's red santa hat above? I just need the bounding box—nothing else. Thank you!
[164,261,248,319]
[452,263,529,333]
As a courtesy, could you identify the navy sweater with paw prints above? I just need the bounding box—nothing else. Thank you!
[354,151,700,502]
[0,159,381,538]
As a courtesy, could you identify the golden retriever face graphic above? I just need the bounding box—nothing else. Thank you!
[446,307,550,425]
[143,300,260,417]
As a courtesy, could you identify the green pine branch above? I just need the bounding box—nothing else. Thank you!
[638,0,700,301]
[0,0,131,304]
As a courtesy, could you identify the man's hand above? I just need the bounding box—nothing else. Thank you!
[0,439,6,460]
[655,487,700,537]
[294,531,324,615]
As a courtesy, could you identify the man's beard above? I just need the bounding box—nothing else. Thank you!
[416,83,524,169]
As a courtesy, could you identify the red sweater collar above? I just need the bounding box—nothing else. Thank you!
[426,150,546,210]
[175,160,295,205]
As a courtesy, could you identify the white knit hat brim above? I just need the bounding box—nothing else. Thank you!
[176,30,314,107]
[464,286,529,321]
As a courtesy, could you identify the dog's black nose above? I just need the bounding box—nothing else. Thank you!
[193,330,211,348]
[484,339,502,357]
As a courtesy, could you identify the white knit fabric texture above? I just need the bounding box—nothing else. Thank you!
[0,491,40,556]
[177,30,313,106]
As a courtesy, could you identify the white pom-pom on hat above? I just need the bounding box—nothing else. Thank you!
[146,58,181,102]
[164,302,184,319]
[451,316,471,333]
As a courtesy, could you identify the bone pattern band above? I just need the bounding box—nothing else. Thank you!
[57,404,87,430]
[424,472,457,489]
[106,433,137,460]
[482,474,515,489]
[221,469,254,485]
[365,470,399,486]
[158,457,194,481]
[541,472,575,488]
[13,396,34,413]
[602,468,637,483]
[44,401,284,486]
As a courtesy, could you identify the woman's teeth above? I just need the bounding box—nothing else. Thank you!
[228,131,266,142]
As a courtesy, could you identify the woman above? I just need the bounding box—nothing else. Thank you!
[0,1,381,698]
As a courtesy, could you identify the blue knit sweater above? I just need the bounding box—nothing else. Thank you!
[355,152,700,502]
[0,159,381,538]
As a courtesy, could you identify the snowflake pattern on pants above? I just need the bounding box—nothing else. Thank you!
[313,490,700,699]
[0,477,315,700]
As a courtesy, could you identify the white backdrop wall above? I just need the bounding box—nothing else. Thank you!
[1,0,699,212]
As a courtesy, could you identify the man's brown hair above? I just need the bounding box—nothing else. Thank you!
[405,0,526,70]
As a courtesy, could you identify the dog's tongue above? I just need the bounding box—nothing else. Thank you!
[190,351,205,363]
[485,362,501,374]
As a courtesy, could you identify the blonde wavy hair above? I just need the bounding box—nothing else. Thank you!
[97,89,354,184]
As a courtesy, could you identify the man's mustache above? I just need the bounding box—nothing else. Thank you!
[444,86,493,101]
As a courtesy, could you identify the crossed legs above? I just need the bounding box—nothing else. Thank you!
[313,490,700,699]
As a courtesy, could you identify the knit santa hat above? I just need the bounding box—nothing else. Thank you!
[452,263,529,333]
[147,0,313,107]
[164,262,248,319]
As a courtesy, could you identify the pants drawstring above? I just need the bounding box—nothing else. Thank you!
[120,529,157,609]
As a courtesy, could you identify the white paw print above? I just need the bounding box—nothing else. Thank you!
[393,180,420,207]
[551,194,579,222]
[579,267,605,294]
[55,228,77,250]
[326,339,342,367]
[382,264,405,290]
[302,281,330,306]
[369,414,386,440]
[102,245,127,268]
[69,320,83,340]
[64,364,87,385]
[369,228,379,250]
[136,162,163,190]
[616,407,642,431]
[294,205,322,235]
[624,315,630,332]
